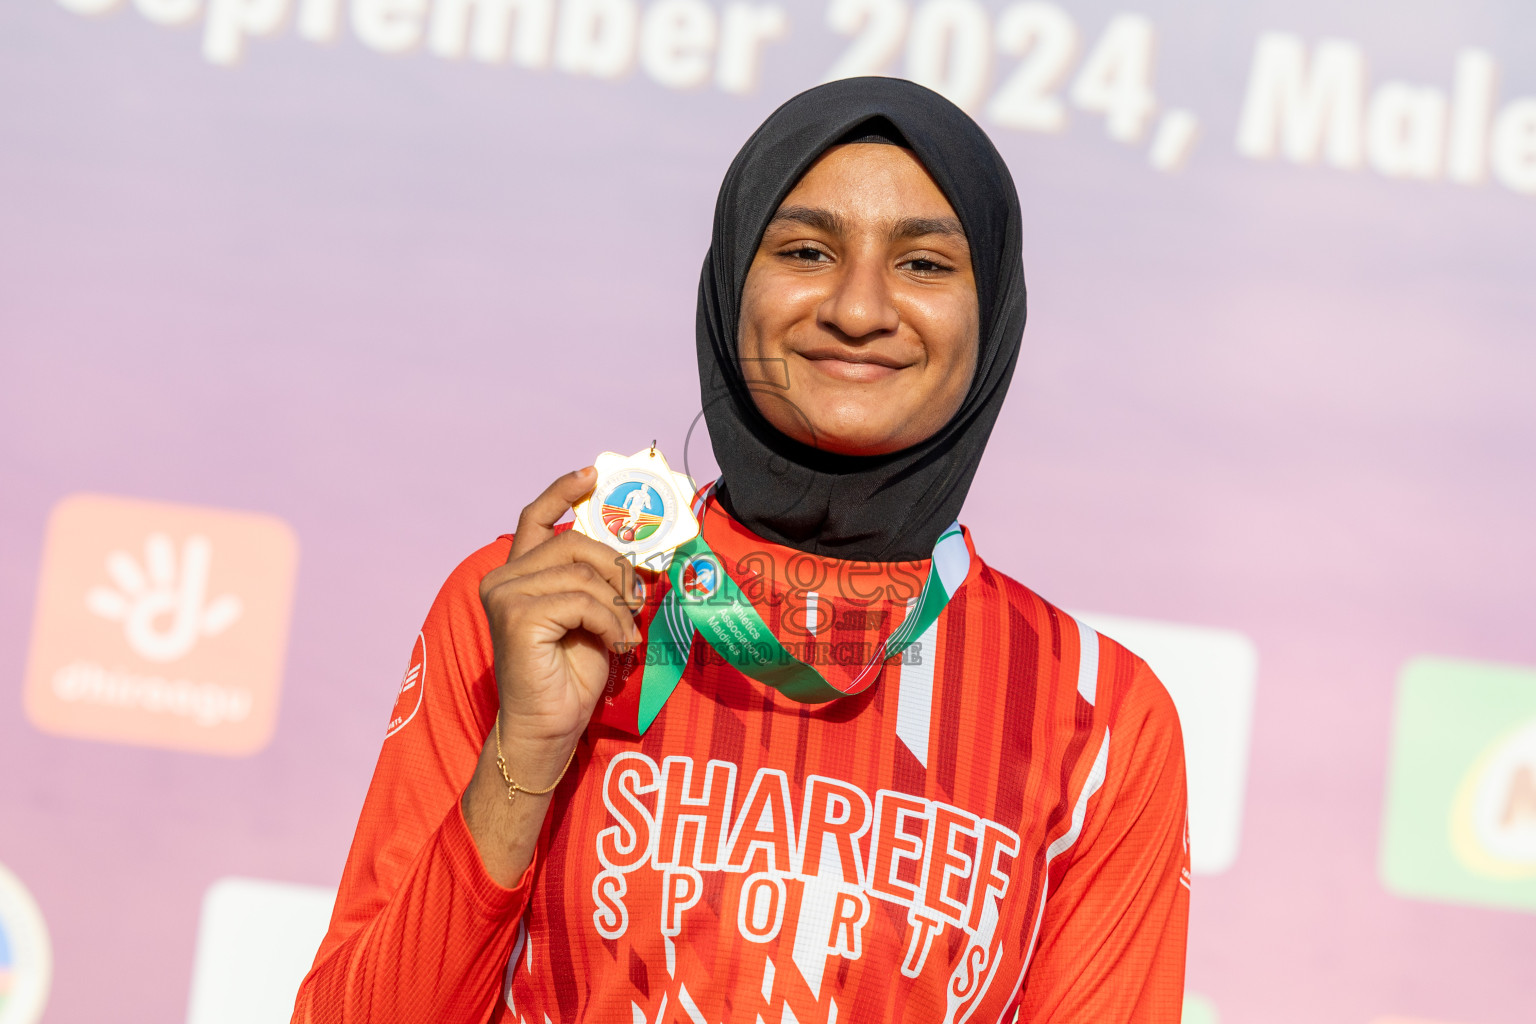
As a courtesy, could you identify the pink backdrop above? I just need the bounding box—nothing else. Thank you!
[2,0,1534,1021]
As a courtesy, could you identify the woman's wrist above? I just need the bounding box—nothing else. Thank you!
[491,714,579,796]
[461,728,566,888]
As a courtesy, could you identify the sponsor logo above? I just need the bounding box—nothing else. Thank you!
[601,479,667,544]
[24,494,298,756]
[385,633,427,738]
[587,753,1022,1022]
[1381,657,1536,911]
[187,878,336,1024]
[1072,613,1258,875]
[0,861,51,1024]
[1181,993,1218,1024]
[1450,719,1536,878]
[84,532,243,662]
[680,555,720,601]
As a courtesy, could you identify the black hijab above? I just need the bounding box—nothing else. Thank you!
[698,77,1027,563]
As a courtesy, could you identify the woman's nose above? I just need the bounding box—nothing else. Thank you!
[817,253,900,341]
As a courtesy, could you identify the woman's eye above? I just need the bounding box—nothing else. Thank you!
[904,258,950,274]
[784,247,829,262]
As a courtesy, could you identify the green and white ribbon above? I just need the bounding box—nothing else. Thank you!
[631,494,970,733]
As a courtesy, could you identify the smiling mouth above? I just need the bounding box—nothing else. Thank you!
[797,350,911,383]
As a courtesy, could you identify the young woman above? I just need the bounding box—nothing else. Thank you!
[294,77,1189,1024]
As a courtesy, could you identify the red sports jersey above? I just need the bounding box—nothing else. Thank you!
[293,497,1189,1023]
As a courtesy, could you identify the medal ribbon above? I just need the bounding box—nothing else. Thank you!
[629,488,970,733]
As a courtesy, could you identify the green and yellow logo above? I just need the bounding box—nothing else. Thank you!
[1380,657,1536,911]
[1181,993,1217,1024]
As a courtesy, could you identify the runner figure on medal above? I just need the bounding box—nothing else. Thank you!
[619,484,653,542]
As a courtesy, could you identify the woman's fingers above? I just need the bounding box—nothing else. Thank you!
[491,563,641,648]
[518,589,637,656]
[497,530,643,613]
[507,467,597,561]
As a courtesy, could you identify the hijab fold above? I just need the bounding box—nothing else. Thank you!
[698,77,1027,562]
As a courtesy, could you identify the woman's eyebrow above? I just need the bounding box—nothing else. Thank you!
[889,216,966,241]
[768,205,845,235]
[767,207,966,243]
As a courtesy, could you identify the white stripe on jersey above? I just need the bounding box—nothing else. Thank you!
[894,598,939,769]
[1074,618,1100,707]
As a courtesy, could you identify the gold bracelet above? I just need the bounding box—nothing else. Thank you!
[492,713,577,802]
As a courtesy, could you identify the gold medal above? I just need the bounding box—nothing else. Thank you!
[572,444,700,569]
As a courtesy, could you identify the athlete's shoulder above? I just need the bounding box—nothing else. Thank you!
[447,535,514,589]
[427,535,512,610]
[958,550,1077,654]
[1072,613,1182,749]
[1096,632,1181,737]
[960,551,1178,730]
[957,547,1052,623]
[421,534,534,653]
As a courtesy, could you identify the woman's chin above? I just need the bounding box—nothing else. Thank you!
[800,420,914,457]
[757,392,930,455]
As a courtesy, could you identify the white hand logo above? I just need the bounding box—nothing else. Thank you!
[85,533,243,663]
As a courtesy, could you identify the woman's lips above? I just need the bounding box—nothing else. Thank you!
[799,353,907,383]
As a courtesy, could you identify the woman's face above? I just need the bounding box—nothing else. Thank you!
[737,143,980,457]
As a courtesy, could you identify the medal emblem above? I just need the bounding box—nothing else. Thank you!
[572,445,700,568]
[601,482,665,543]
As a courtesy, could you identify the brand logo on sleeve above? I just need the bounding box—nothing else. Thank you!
[385,633,427,738]
[23,494,298,757]
[1381,657,1536,911]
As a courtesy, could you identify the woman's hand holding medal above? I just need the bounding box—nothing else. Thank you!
[462,466,644,887]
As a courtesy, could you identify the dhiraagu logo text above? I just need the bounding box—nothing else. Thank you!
[0,861,51,1024]
[1380,657,1536,911]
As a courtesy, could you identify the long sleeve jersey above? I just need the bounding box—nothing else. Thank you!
[293,497,1190,1024]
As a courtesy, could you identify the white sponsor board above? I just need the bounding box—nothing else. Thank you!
[186,878,336,1024]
